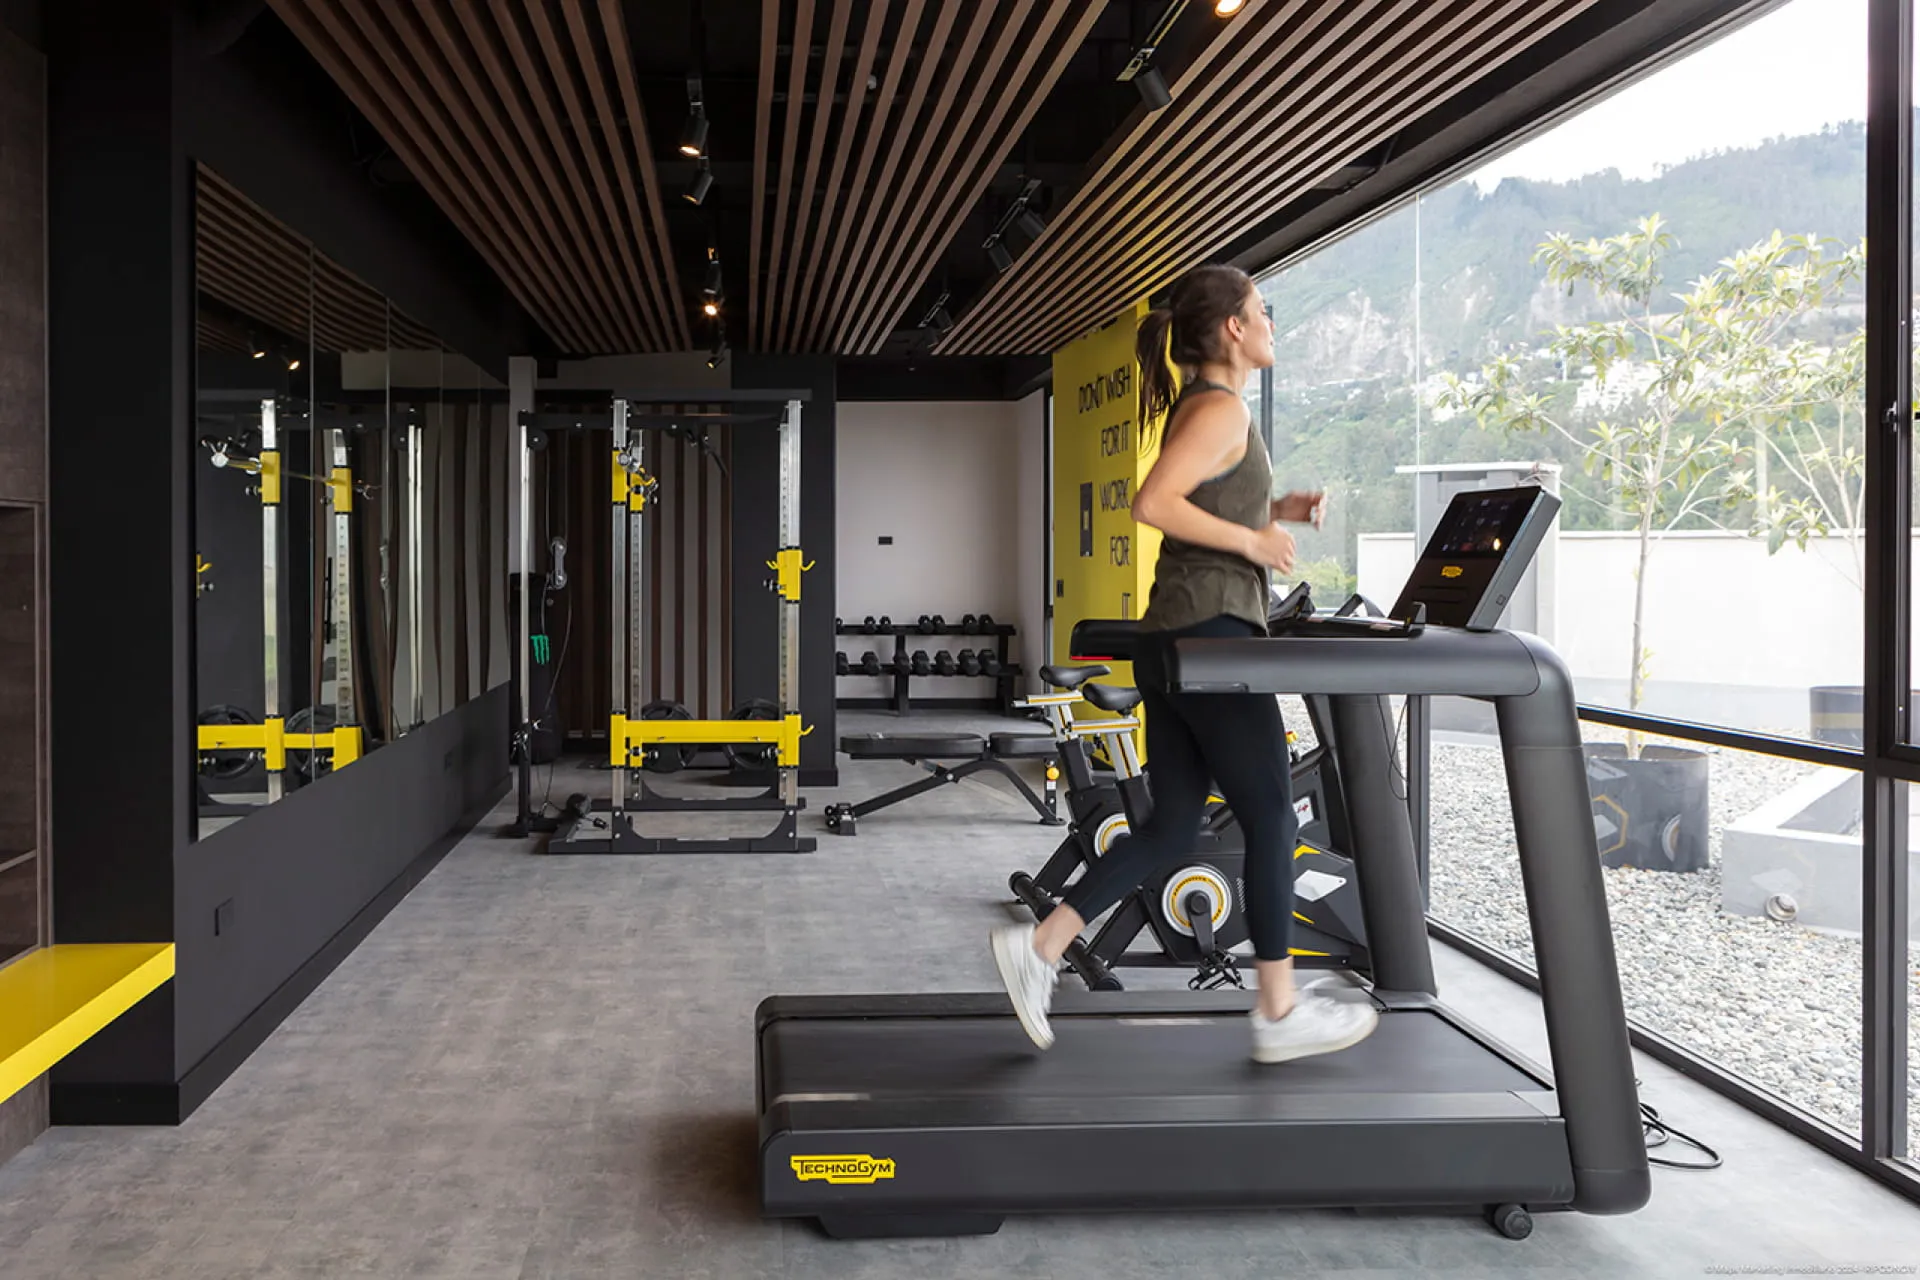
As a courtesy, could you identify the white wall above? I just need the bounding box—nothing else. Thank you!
[836,400,1039,702]
[1358,528,1887,731]
[1014,390,1049,692]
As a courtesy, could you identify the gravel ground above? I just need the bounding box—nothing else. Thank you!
[1422,727,1920,1147]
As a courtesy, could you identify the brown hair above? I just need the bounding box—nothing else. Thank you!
[1135,263,1256,449]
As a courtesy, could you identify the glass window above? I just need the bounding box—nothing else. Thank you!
[1429,721,1866,1138]
[1257,0,1867,742]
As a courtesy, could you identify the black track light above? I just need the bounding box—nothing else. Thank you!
[707,334,728,369]
[704,257,723,295]
[986,239,1013,273]
[681,74,708,157]
[683,159,712,205]
[1013,208,1047,242]
[1135,65,1171,110]
[680,109,708,158]
[1215,0,1245,13]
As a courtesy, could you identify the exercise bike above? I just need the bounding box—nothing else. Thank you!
[1009,584,1375,991]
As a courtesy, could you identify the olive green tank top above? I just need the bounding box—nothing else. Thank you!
[1138,380,1271,634]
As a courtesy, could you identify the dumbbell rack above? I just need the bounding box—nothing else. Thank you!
[836,620,1023,715]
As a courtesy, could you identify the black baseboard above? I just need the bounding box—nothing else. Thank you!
[51,779,508,1127]
[837,698,1004,712]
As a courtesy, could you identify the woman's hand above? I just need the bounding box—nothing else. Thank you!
[1272,490,1327,528]
[1245,523,1297,574]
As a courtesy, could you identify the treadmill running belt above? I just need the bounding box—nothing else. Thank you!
[763,1005,1545,1103]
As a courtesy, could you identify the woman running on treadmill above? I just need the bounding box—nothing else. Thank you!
[992,262,1381,1064]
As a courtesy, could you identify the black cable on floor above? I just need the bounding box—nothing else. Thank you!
[1637,1079,1721,1169]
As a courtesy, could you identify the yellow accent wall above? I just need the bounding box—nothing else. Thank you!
[1051,301,1164,748]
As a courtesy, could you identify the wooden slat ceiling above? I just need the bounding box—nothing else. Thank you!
[196,165,443,354]
[937,0,1607,356]
[265,0,688,355]
[747,0,1111,354]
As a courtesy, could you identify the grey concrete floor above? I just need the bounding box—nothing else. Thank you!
[4,708,1920,1278]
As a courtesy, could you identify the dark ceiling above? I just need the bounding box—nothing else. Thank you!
[230,0,1774,361]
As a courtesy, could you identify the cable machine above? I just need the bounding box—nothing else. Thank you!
[510,390,815,854]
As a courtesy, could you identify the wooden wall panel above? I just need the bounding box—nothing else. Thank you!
[0,30,46,504]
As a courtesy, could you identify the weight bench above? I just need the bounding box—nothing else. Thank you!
[824,732,1064,835]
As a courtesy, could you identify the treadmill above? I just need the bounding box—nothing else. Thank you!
[756,483,1650,1240]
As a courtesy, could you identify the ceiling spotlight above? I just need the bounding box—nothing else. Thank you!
[918,291,953,334]
[703,255,723,296]
[707,334,728,370]
[251,342,266,359]
[287,357,302,372]
[683,158,712,205]
[702,298,720,317]
[1013,207,1047,242]
[680,109,708,158]
[681,75,708,157]
[1215,0,1245,13]
[1134,65,1171,110]
[986,239,1013,273]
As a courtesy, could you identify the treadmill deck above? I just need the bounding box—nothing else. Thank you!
[757,989,1577,1232]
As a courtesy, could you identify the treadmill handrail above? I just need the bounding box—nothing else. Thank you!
[1167,626,1544,699]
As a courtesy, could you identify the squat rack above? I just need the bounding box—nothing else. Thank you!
[510,390,815,854]
[196,393,365,813]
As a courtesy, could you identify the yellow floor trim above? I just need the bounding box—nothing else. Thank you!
[0,943,175,1108]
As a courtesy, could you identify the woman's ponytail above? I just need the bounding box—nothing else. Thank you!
[1136,307,1177,451]
[1133,263,1257,452]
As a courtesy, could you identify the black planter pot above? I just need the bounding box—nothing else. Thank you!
[1583,743,1710,873]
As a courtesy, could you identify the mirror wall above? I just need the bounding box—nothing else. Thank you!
[192,164,502,837]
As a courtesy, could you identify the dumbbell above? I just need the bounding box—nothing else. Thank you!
[917,614,935,634]
[957,650,981,677]
[934,650,957,676]
[930,614,947,633]
[835,616,843,630]
[911,649,932,676]
[863,616,878,634]
[980,652,1002,677]
[835,651,850,676]
[879,615,893,630]
[961,614,979,633]
[977,613,995,632]
[859,651,883,676]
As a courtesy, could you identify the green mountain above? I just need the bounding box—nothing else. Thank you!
[1261,121,1867,387]
[1250,121,1872,570]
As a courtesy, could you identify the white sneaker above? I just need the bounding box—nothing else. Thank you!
[991,923,1059,1049]
[1250,991,1380,1064]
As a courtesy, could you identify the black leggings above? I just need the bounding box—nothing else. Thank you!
[1061,614,1297,962]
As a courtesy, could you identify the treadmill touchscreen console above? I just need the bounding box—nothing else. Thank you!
[1390,484,1560,632]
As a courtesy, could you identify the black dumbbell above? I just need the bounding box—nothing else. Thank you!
[980,652,1002,676]
[879,615,892,630]
[835,651,850,676]
[917,614,935,634]
[863,616,878,634]
[930,614,947,633]
[957,649,981,676]
[977,613,995,632]
[934,650,956,676]
[860,651,883,676]
[911,649,932,676]
[835,616,843,630]
[961,613,979,633]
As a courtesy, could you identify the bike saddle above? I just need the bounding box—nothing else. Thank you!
[1040,663,1111,691]
[1083,682,1144,715]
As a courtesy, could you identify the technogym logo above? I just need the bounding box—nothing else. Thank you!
[790,1154,897,1185]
